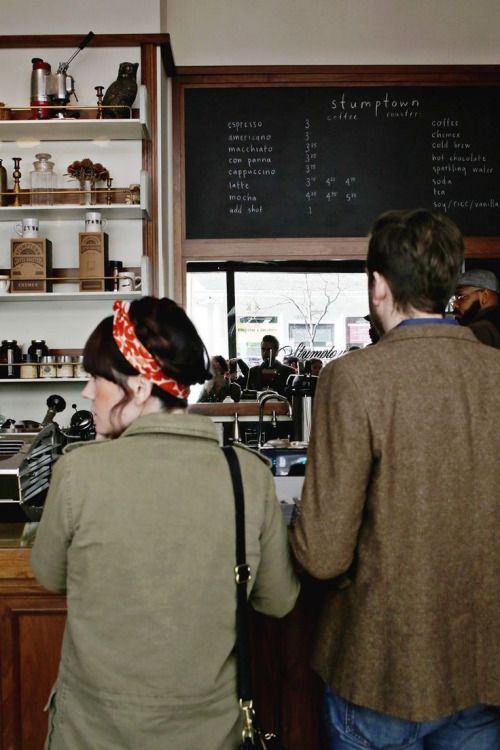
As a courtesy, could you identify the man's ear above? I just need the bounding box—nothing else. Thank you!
[479,289,493,308]
[370,271,390,307]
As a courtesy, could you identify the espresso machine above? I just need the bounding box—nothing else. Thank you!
[30,31,95,118]
[0,395,95,522]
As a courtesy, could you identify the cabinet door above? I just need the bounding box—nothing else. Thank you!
[0,593,66,750]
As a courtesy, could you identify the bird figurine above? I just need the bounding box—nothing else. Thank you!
[102,62,139,119]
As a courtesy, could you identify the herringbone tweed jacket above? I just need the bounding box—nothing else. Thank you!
[292,322,500,721]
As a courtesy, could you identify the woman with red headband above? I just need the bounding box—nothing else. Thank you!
[31,296,299,750]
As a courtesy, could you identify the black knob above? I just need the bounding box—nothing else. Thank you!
[46,394,66,413]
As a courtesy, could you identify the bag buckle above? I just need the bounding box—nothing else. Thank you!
[235,563,251,584]
[239,699,255,741]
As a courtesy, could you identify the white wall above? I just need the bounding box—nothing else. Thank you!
[164,0,500,65]
[3,0,497,65]
[0,0,161,33]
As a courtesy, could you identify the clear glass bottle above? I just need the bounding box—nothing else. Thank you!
[30,152,57,206]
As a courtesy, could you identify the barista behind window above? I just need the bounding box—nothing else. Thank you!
[246,335,295,396]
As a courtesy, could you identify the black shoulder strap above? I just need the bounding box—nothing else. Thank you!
[221,445,253,704]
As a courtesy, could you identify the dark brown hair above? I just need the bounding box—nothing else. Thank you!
[83,296,211,411]
[262,334,279,350]
[366,209,464,314]
[211,355,228,374]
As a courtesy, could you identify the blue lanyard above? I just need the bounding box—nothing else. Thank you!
[397,317,458,328]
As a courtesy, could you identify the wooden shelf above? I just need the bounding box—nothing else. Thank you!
[0,170,150,219]
[0,203,147,220]
[0,87,150,141]
[0,291,141,302]
[0,378,88,383]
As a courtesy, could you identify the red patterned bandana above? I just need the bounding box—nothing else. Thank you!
[112,300,190,399]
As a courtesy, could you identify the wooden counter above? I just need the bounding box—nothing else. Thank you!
[188,401,290,417]
[0,539,325,750]
[0,543,66,750]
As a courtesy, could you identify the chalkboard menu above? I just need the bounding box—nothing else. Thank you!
[184,86,500,239]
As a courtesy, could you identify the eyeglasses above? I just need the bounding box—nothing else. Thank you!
[451,289,482,305]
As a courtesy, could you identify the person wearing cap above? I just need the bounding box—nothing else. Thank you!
[453,268,500,348]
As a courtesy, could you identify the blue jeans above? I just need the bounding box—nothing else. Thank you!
[324,685,500,749]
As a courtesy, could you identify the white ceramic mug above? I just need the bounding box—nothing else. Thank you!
[0,275,10,294]
[15,217,39,238]
[118,271,141,291]
[84,211,107,233]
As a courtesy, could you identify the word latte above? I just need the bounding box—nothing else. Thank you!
[227,123,275,215]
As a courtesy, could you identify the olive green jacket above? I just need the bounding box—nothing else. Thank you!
[31,413,299,750]
[291,323,500,721]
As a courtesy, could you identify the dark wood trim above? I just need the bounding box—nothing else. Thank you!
[0,33,171,47]
[181,236,500,261]
[172,77,186,302]
[0,35,175,76]
[188,402,290,417]
[181,237,368,261]
[173,65,500,302]
[174,64,500,85]
[141,43,159,295]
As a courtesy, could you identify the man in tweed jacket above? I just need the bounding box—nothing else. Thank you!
[291,209,500,749]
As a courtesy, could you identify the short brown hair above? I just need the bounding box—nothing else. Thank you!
[366,209,464,314]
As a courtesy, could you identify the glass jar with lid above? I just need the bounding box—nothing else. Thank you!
[30,152,57,206]
[0,340,22,378]
[28,339,49,362]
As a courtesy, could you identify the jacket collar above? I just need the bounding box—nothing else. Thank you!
[381,321,480,345]
[121,411,219,443]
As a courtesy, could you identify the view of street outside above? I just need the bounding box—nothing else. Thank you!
[187,269,371,400]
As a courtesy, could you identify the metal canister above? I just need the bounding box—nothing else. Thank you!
[39,355,57,379]
[56,355,74,378]
[73,355,86,379]
[20,354,38,379]
[30,58,52,120]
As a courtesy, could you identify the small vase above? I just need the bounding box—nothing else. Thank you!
[79,176,96,206]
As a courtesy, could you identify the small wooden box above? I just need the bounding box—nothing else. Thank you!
[11,238,52,293]
[79,232,109,292]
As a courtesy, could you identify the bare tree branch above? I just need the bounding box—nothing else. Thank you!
[275,274,342,345]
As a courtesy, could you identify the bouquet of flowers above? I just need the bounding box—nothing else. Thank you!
[65,159,110,205]
[66,158,110,185]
